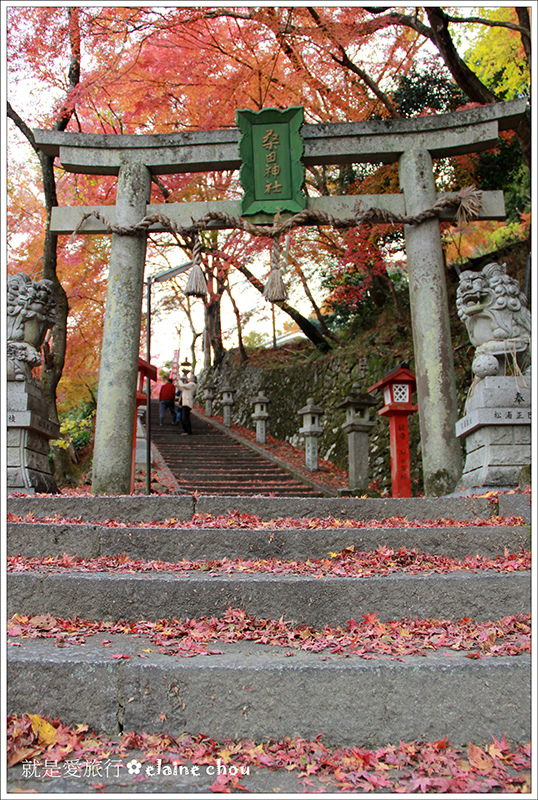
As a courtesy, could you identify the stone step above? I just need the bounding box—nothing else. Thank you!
[6,491,531,753]
[7,635,531,747]
[150,402,325,497]
[7,570,530,627]
[7,521,530,561]
[160,453,307,469]
[157,464,318,480]
[159,462,310,474]
[164,481,321,496]
[7,493,498,524]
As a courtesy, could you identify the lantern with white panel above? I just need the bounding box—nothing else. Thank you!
[368,365,418,497]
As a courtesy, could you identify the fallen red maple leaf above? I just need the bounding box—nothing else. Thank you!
[7,545,531,578]
[7,609,531,660]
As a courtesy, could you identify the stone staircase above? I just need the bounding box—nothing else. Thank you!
[7,491,531,774]
[149,401,327,497]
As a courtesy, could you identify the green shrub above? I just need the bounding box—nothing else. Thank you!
[51,407,95,452]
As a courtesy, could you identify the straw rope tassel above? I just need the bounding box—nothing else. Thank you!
[263,236,288,302]
[185,233,207,297]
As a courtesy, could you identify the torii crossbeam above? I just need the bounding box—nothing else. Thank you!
[33,99,527,495]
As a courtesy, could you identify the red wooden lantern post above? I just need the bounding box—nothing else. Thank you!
[368,365,418,497]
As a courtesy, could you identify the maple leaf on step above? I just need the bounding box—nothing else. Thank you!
[27,714,59,748]
[467,742,494,771]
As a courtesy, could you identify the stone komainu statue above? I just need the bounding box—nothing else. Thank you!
[7,273,57,381]
[456,261,531,380]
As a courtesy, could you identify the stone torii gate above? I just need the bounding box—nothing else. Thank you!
[33,99,527,496]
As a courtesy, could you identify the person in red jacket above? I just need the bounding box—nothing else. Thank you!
[159,377,176,425]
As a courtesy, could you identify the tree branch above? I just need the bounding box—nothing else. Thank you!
[231,259,332,353]
[425,8,496,104]
[54,7,81,131]
[289,253,342,343]
[515,7,531,67]
[329,50,402,118]
[425,7,529,165]
[444,13,531,42]
[307,7,401,118]
[6,102,38,152]
[360,9,433,40]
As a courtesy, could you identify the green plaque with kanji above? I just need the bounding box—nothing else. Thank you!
[236,106,306,216]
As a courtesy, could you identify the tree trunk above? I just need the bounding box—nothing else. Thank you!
[425,7,530,166]
[225,284,249,362]
[515,8,531,69]
[6,8,81,480]
[51,443,82,487]
[6,112,70,429]
[205,298,225,366]
[37,151,69,426]
[290,255,342,343]
[234,262,332,353]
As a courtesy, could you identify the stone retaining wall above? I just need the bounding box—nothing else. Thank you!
[199,350,422,494]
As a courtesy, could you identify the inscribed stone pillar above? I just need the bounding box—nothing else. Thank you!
[92,162,151,495]
[346,427,371,490]
[398,147,462,495]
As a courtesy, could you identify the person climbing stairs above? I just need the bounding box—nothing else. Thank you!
[149,399,325,497]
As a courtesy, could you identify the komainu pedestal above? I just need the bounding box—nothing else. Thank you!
[8,381,60,494]
[456,377,530,487]
[7,273,59,494]
[455,263,531,488]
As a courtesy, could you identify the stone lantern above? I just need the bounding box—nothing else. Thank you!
[252,392,270,444]
[337,381,378,491]
[203,383,215,416]
[298,397,324,471]
[368,364,418,497]
[221,383,235,427]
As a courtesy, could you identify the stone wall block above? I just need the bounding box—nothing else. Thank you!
[486,445,530,466]
[7,428,52,456]
[514,426,531,445]
[465,464,520,486]
[8,377,59,494]
[26,431,53,456]
[462,450,487,474]
[464,443,529,472]
[463,430,485,452]
[9,381,50,417]
[7,447,50,473]
[486,427,516,446]
[8,466,58,494]
[466,378,531,410]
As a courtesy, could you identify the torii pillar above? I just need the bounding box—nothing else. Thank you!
[92,164,151,494]
[33,99,526,495]
[398,148,461,495]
